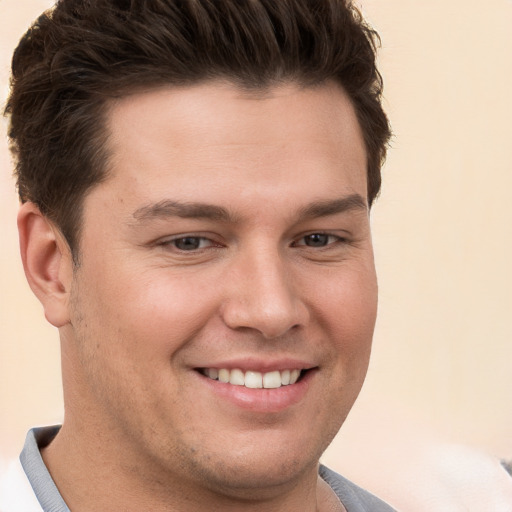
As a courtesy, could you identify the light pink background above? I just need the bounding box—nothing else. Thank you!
[1,1,512,509]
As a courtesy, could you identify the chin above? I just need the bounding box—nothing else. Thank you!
[175,428,330,498]
[195,455,316,499]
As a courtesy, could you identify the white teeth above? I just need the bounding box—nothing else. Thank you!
[218,368,230,383]
[202,368,304,388]
[289,369,300,385]
[244,371,263,389]
[263,371,282,389]
[229,368,245,386]
[207,368,218,380]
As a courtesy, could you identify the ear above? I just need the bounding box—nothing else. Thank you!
[17,202,73,328]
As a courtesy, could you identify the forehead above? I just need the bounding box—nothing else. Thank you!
[106,80,365,156]
[97,80,367,215]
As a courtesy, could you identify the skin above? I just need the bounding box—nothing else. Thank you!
[18,80,377,511]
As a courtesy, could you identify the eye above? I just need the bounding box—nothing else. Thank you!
[164,236,215,251]
[295,233,342,248]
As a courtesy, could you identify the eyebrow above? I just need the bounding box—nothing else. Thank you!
[297,194,368,220]
[131,193,367,224]
[132,200,236,223]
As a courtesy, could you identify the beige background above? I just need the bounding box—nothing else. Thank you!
[1,0,511,508]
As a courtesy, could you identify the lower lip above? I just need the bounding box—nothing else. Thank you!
[196,370,316,413]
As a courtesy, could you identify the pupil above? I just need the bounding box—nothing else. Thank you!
[175,237,200,250]
[306,234,328,247]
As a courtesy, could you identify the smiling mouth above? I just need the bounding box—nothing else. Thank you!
[198,368,306,389]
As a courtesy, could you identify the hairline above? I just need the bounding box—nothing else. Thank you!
[63,77,373,265]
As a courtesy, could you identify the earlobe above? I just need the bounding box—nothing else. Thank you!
[17,202,73,328]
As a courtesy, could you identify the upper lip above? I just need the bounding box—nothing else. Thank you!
[193,357,317,373]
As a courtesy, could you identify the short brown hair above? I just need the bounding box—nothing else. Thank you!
[5,0,391,254]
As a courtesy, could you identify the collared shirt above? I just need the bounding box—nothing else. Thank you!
[0,426,396,512]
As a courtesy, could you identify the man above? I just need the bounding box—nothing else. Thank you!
[2,0,393,510]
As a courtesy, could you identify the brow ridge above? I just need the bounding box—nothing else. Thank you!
[297,194,368,220]
[132,200,235,223]
[131,193,367,225]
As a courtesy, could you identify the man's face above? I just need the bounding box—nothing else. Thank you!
[62,81,377,495]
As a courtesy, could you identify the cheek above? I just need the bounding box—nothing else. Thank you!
[309,264,377,384]
[86,266,220,360]
[310,263,378,337]
[68,266,217,411]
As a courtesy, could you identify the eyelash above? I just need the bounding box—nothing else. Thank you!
[159,236,220,252]
[158,232,347,252]
[292,233,347,248]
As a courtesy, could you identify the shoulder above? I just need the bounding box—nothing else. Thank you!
[319,465,397,512]
[502,459,512,477]
[0,457,42,512]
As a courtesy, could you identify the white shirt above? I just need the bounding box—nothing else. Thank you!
[0,458,42,512]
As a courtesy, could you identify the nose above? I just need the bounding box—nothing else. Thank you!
[220,247,309,339]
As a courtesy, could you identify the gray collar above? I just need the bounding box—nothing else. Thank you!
[21,426,394,512]
[20,427,69,512]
